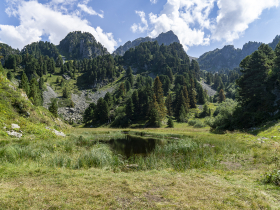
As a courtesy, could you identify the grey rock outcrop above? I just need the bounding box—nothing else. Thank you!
[43,85,58,108]
[113,30,180,56]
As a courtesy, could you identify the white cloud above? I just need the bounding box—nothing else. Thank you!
[147,0,215,50]
[212,0,279,42]
[77,3,104,18]
[131,0,279,51]
[130,11,148,33]
[0,1,117,52]
[150,0,158,4]
[118,38,122,42]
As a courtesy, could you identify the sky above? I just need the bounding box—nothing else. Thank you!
[1,0,280,57]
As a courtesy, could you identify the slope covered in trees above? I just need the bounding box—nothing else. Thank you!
[22,41,60,60]
[198,35,280,72]
[207,42,280,129]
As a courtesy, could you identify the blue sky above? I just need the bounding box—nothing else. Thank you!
[1,0,280,57]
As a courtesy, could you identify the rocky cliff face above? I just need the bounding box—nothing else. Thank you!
[113,30,180,56]
[58,31,109,60]
[197,35,280,72]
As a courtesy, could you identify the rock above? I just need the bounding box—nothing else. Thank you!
[53,129,66,137]
[126,164,139,169]
[46,127,66,137]
[11,124,20,129]
[7,131,22,138]
[43,85,58,108]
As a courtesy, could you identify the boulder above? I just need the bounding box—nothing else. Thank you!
[7,131,22,138]
[11,124,20,129]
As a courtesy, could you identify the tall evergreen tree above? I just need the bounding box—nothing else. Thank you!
[189,79,197,108]
[125,98,134,119]
[49,99,58,118]
[165,93,173,116]
[19,72,30,95]
[148,94,161,127]
[83,103,96,124]
[29,78,42,106]
[218,89,226,103]
[153,76,166,120]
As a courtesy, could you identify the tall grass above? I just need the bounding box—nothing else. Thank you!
[0,131,249,171]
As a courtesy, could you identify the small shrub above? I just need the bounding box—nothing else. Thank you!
[188,120,198,126]
[263,169,280,186]
[193,121,205,128]
[188,120,205,128]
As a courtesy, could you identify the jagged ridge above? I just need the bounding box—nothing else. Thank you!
[113,31,180,56]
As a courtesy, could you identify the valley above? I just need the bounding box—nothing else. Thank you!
[1,29,280,209]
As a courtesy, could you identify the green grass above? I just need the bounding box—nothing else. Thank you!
[1,71,280,209]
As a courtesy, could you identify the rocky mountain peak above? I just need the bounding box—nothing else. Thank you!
[113,30,180,56]
[58,31,109,60]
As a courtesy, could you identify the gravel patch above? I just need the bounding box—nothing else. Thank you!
[43,85,58,108]
[199,80,216,97]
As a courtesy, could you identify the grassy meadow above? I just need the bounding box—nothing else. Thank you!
[1,123,280,209]
[1,71,280,209]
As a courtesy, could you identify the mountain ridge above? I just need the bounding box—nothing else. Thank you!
[197,35,280,71]
[113,30,180,56]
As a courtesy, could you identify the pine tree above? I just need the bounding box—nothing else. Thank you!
[63,87,70,99]
[165,93,173,116]
[83,103,96,124]
[39,77,44,90]
[104,92,113,108]
[166,67,173,83]
[182,86,190,110]
[148,95,160,127]
[7,71,13,81]
[175,90,187,120]
[218,89,226,103]
[49,99,58,118]
[95,98,109,123]
[19,72,30,95]
[125,80,131,92]
[178,104,187,122]
[29,78,42,106]
[125,98,134,120]
[153,76,166,120]
[132,91,140,118]
[167,118,174,128]
[189,79,197,108]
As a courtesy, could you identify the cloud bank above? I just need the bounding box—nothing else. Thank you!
[0,0,117,52]
[131,0,279,51]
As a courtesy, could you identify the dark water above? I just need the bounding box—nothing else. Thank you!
[110,135,161,157]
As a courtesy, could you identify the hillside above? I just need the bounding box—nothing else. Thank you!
[0,66,68,140]
[198,35,280,71]
[113,30,180,56]
[58,31,109,60]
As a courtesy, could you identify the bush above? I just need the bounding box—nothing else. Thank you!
[263,169,280,186]
[205,99,237,130]
[188,120,205,128]
[193,121,205,128]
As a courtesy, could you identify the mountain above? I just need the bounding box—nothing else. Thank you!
[197,35,280,72]
[58,31,109,60]
[113,30,180,56]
